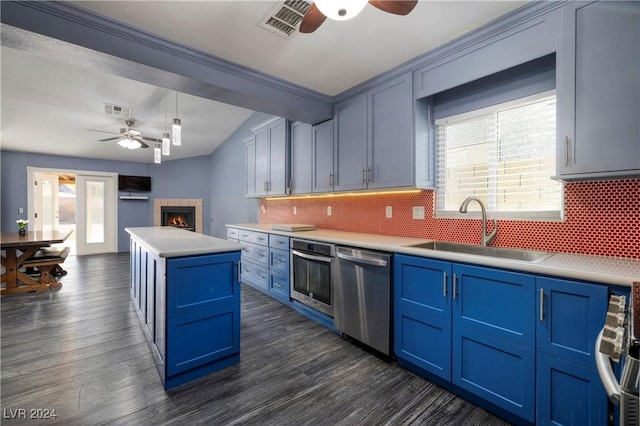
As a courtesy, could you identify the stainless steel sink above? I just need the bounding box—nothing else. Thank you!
[405,241,554,263]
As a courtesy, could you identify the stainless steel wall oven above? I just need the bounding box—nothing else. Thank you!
[290,239,335,317]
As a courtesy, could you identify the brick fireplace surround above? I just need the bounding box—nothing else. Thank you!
[154,199,203,233]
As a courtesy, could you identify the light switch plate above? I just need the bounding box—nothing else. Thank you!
[327,206,332,216]
[385,206,392,218]
[293,206,297,215]
[412,206,425,220]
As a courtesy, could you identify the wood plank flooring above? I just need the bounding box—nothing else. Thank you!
[1,253,511,425]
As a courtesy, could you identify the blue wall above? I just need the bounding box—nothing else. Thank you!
[209,112,271,238]
[0,150,212,252]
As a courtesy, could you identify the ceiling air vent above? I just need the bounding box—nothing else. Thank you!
[104,103,132,118]
[259,0,311,39]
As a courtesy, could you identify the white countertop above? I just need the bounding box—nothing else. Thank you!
[228,223,639,287]
[127,227,244,258]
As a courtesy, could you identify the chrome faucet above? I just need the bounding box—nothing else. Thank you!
[459,197,497,247]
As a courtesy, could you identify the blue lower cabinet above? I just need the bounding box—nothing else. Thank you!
[167,305,240,376]
[395,307,451,380]
[129,244,241,391]
[240,260,269,293]
[453,326,535,422]
[269,271,289,302]
[537,353,607,426]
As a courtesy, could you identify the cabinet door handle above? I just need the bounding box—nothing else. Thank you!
[453,273,458,299]
[274,282,283,288]
[329,173,333,186]
[539,288,544,321]
[362,167,367,185]
[443,272,448,297]
[564,136,570,167]
[367,167,371,184]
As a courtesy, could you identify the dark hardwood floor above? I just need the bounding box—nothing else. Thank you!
[1,253,511,425]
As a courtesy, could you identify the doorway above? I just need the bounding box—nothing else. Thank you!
[27,167,118,255]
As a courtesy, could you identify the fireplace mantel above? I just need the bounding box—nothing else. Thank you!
[154,199,203,233]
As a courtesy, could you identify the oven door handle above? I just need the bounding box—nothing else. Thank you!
[595,327,621,405]
[291,249,332,263]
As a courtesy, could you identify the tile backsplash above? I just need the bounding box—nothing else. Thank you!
[260,179,639,259]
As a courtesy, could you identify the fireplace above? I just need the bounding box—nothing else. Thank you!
[154,198,203,233]
[161,206,196,231]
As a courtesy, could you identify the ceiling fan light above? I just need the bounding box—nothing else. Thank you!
[315,0,368,21]
[172,118,181,146]
[154,144,162,164]
[162,132,171,155]
[117,138,130,149]
[128,139,142,149]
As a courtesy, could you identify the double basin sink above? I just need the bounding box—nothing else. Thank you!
[404,241,554,263]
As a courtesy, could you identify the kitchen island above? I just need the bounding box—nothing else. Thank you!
[126,227,244,390]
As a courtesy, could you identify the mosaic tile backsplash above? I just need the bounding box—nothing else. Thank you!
[260,179,639,258]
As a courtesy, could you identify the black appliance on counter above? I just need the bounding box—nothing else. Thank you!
[290,239,335,317]
[596,281,639,425]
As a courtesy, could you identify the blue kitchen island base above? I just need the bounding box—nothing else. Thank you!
[127,227,243,391]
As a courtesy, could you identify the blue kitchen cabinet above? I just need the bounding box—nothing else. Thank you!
[312,119,335,193]
[334,72,415,192]
[238,229,270,293]
[557,1,640,180]
[290,121,313,194]
[268,234,290,303]
[367,72,414,189]
[394,255,452,380]
[129,237,240,390]
[245,117,290,197]
[451,264,536,422]
[334,93,368,191]
[536,276,609,426]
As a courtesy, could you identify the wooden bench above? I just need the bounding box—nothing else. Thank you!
[23,246,70,287]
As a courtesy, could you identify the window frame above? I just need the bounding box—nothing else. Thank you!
[434,90,564,222]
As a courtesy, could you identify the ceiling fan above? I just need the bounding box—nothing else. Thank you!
[299,0,418,33]
[87,119,159,149]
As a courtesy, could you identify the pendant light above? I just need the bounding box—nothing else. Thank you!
[154,143,162,164]
[163,92,170,155]
[314,0,368,21]
[172,91,182,146]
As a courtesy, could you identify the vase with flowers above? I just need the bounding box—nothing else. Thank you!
[16,219,28,236]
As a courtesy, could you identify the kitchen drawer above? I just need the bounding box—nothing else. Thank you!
[226,227,240,240]
[269,234,290,250]
[240,260,269,292]
[241,242,269,268]
[269,248,290,275]
[238,229,268,246]
[270,271,289,302]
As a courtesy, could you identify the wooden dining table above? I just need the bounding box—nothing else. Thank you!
[1,229,72,295]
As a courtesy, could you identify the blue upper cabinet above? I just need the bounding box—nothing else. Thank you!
[290,121,313,195]
[334,93,369,191]
[312,119,335,193]
[246,117,290,197]
[556,1,640,180]
[334,72,415,191]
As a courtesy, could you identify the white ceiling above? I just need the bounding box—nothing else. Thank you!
[1,0,527,163]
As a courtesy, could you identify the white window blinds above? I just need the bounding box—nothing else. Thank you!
[435,93,562,219]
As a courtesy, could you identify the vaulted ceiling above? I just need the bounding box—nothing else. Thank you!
[1,1,527,163]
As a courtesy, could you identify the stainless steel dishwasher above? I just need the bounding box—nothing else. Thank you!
[333,246,392,356]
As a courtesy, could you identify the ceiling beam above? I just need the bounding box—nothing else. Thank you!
[1,1,334,125]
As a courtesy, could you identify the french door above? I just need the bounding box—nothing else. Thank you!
[27,167,117,255]
[75,174,117,255]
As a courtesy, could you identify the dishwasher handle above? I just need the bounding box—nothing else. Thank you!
[336,251,388,267]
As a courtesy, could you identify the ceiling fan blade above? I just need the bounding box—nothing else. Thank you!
[299,3,327,33]
[98,137,121,142]
[141,136,161,143]
[368,0,417,15]
[139,141,150,149]
[87,128,119,135]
